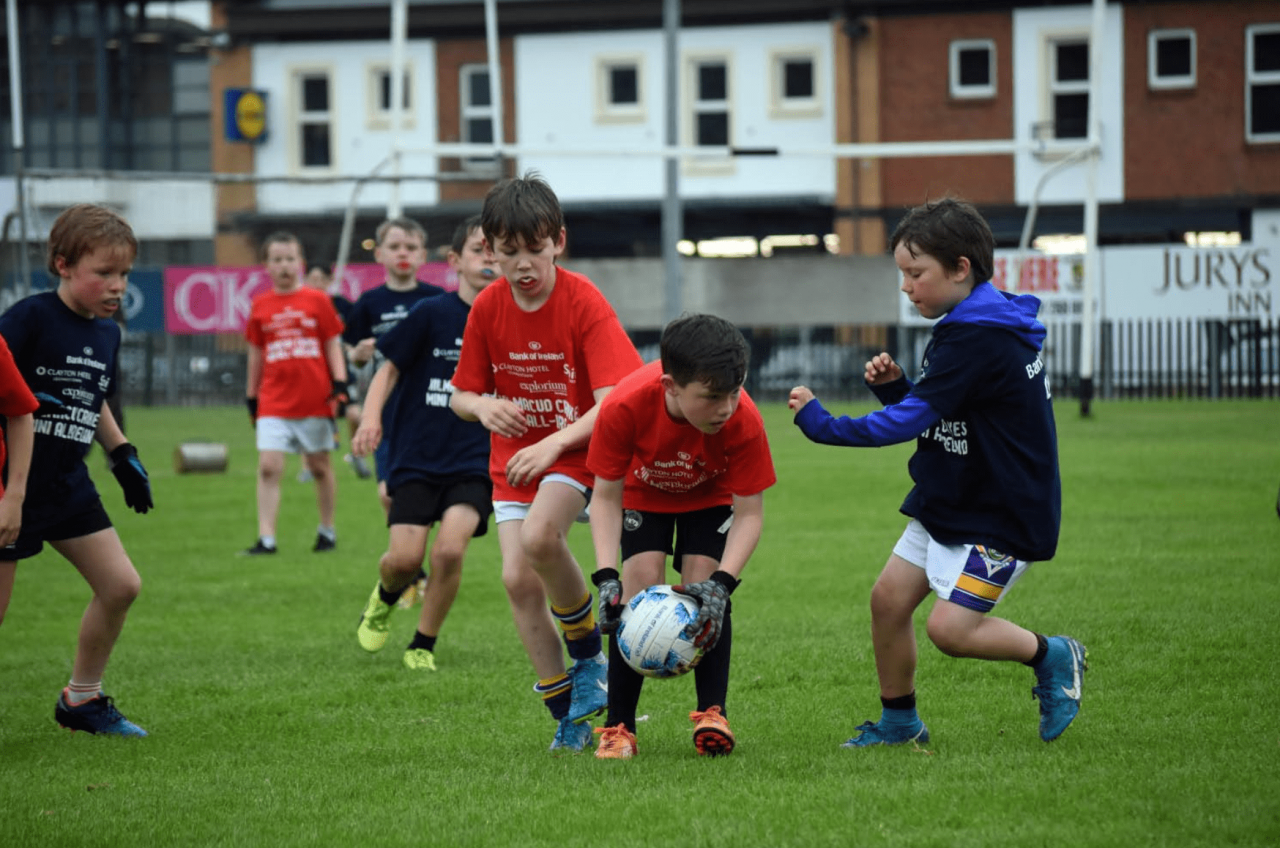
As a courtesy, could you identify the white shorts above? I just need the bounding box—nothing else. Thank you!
[892,519,1032,613]
[256,416,337,455]
[493,473,591,524]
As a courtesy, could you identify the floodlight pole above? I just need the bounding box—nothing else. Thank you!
[387,0,407,217]
[1079,0,1106,416]
[6,0,30,296]
[484,0,504,169]
[661,0,682,323]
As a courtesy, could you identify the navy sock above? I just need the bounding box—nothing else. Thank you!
[377,584,400,607]
[408,631,436,652]
[1024,632,1050,668]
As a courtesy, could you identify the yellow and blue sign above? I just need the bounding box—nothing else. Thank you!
[224,88,268,143]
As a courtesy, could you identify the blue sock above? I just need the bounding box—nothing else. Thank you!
[880,706,921,730]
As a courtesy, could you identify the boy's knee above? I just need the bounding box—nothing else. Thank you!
[925,613,969,657]
[429,544,466,576]
[518,521,564,565]
[380,548,422,580]
[102,573,142,611]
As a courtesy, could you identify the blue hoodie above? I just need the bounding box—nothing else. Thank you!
[794,282,1061,561]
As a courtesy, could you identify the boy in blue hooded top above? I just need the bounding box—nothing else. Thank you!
[789,198,1086,747]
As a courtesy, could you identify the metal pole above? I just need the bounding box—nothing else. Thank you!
[1079,0,1106,416]
[483,0,504,167]
[6,0,30,297]
[387,0,406,217]
[661,0,682,323]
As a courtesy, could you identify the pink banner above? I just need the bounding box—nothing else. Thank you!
[163,262,455,334]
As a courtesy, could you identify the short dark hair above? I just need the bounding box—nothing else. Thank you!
[261,231,302,261]
[450,214,483,254]
[660,313,750,394]
[375,217,427,246]
[890,197,995,285]
[480,171,563,248]
[47,204,137,276]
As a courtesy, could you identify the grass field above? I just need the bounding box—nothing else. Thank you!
[1,399,1278,847]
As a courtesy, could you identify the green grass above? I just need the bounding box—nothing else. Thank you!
[2,400,1278,847]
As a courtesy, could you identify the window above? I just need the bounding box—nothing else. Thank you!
[950,39,996,99]
[692,58,729,146]
[460,63,497,171]
[594,55,645,123]
[1246,24,1280,142]
[769,49,821,117]
[1149,29,1195,90]
[367,64,413,129]
[1049,38,1089,139]
[294,69,333,170]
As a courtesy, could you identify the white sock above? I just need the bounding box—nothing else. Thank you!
[260,535,276,549]
[65,681,102,706]
[317,526,336,541]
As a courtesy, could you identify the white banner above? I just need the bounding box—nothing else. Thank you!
[1103,244,1275,321]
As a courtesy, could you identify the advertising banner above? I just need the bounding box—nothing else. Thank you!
[164,262,453,334]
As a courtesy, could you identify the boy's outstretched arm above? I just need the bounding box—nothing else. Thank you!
[791,390,940,449]
[351,359,399,457]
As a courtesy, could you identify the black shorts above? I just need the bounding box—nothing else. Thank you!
[387,476,493,537]
[2,498,113,562]
[620,504,734,570]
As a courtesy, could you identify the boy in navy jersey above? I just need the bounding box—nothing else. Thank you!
[351,216,497,670]
[789,197,1086,747]
[343,218,445,513]
[0,204,154,736]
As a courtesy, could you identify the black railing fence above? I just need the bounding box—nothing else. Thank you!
[115,318,1278,409]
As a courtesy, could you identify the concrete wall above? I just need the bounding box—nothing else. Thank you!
[568,253,900,329]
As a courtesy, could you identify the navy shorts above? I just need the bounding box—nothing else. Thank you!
[620,504,734,570]
[2,498,113,561]
[387,476,493,537]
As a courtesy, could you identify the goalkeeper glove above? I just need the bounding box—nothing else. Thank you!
[591,567,623,635]
[108,443,153,515]
[245,397,258,424]
[330,377,350,418]
[672,570,739,650]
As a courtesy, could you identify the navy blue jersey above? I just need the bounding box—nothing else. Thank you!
[795,282,1060,561]
[0,291,120,510]
[341,283,445,356]
[376,293,489,491]
[331,294,354,325]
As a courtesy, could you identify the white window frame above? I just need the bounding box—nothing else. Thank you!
[682,51,734,177]
[365,62,415,130]
[1046,34,1090,141]
[769,48,822,118]
[460,63,499,174]
[1246,23,1280,144]
[1148,28,1195,91]
[949,39,996,100]
[594,54,645,124]
[290,65,335,173]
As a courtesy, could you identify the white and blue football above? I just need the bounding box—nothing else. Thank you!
[616,585,703,679]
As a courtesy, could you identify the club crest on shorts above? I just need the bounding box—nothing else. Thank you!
[623,510,643,532]
[974,545,1015,576]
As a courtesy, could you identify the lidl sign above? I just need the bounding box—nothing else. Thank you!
[224,88,267,142]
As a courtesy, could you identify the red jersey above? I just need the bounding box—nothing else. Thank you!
[451,266,642,502]
[0,333,39,498]
[587,360,777,513]
[245,287,343,419]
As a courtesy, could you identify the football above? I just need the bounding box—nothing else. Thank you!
[616,584,703,678]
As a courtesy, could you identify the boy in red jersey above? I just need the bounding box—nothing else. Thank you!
[587,313,775,759]
[0,334,35,549]
[450,173,642,753]
[243,232,348,555]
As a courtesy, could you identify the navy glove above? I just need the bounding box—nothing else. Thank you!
[246,396,258,424]
[108,443,152,514]
[672,570,739,650]
[592,568,623,635]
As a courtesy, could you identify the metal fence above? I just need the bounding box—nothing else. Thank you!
[116,318,1279,408]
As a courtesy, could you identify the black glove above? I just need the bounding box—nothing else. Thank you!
[672,570,739,650]
[33,392,66,416]
[246,397,258,424]
[592,567,623,635]
[108,443,152,514]
[330,377,350,418]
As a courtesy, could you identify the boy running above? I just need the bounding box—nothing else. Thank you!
[788,197,1086,747]
[243,232,348,554]
[351,216,497,670]
[449,173,642,753]
[343,218,444,513]
[588,313,775,759]
[0,203,154,736]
